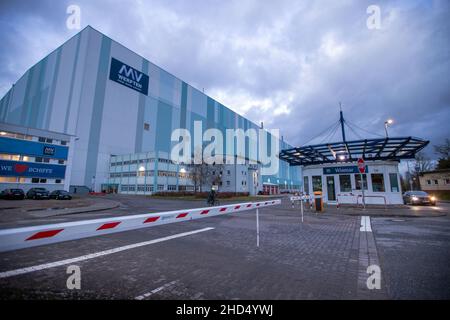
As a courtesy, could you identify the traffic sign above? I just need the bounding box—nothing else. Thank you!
[357,158,366,173]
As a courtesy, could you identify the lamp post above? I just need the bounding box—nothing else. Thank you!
[384,118,394,138]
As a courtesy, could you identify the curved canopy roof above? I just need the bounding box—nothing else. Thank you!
[279,136,429,167]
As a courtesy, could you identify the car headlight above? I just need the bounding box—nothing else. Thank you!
[412,196,419,201]
[431,196,436,201]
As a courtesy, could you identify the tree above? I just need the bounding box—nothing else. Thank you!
[190,149,208,193]
[413,151,434,173]
[189,148,224,192]
[434,138,450,169]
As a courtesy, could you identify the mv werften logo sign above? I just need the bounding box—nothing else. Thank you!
[109,58,149,95]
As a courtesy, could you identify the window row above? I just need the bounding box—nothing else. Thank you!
[0,176,63,184]
[119,184,195,192]
[0,153,65,164]
[0,131,68,145]
[111,158,181,167]
[110,170,192,179]
[303,173,400,194]
[426,179,450,185]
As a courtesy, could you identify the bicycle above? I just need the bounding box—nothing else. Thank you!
[207,198,220,206]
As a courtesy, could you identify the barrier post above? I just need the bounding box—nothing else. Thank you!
[256,207,260,247]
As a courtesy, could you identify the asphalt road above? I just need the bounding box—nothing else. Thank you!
[0,196,449,300]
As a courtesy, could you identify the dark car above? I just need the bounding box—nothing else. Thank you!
[403,191,436,205]
[26,187,50,200]
[49,190,72,200]
[0,188,25,200]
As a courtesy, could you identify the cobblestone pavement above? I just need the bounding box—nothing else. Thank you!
[372,215,450,299]
[0,197,448,299]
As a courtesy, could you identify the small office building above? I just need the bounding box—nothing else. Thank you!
[301,161,402,205]
[419,169,450,199]
[0,122,74,192]
[105,151,263,195]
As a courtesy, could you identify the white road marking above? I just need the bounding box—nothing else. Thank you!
[360,216,372,232]
[0,227,214,279]
[135,280,178,300]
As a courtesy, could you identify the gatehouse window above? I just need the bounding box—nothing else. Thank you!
[312,176,322,192]
[339,175,352,192]
[371,174,385,192]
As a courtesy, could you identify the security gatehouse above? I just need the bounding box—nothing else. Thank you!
[279,110,429,205]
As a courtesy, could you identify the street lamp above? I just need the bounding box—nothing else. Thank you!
[384,118,394,138]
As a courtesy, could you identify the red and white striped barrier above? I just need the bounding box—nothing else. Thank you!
[0,200,281,252]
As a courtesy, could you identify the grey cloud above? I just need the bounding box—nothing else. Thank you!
[0,0,448,159]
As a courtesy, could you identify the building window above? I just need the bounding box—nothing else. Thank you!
[0,154,20,161]
[39,179,47,183]
[58,159,65,164]
[389,173,399,192]
[312,176,322,192]
[339,175,352,192]
[43,158,50,163]
[303,176,309,194]
[427,179,431,185]
[35,157,43,163]
[61,141,67,146]
[55,179,62,184]
[371,174,385,192]
[434,179,438,185]
[226,181,230,186]
[46,138,53,143]
[355,174,368,190]
[227,170,231,175]
[168,185,177,191]
[31,178,40,183]
[445,179,450,185]
[144,123,150,131]
[38,137,46,142]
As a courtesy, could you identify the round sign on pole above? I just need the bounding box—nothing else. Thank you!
[357,158,365,174]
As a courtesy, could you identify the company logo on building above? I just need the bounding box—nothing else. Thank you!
[109,58,149,95]
[43,146,55,156]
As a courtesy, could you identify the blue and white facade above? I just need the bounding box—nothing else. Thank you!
[0,26,301,193]
[0,122,74,192]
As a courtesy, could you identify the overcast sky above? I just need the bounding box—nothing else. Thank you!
[0,0,449,160]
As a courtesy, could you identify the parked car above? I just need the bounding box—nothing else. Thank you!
[0,188,25,200]
[403,191,436,205]
[26,188,50,200]
[49,190,72,200]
